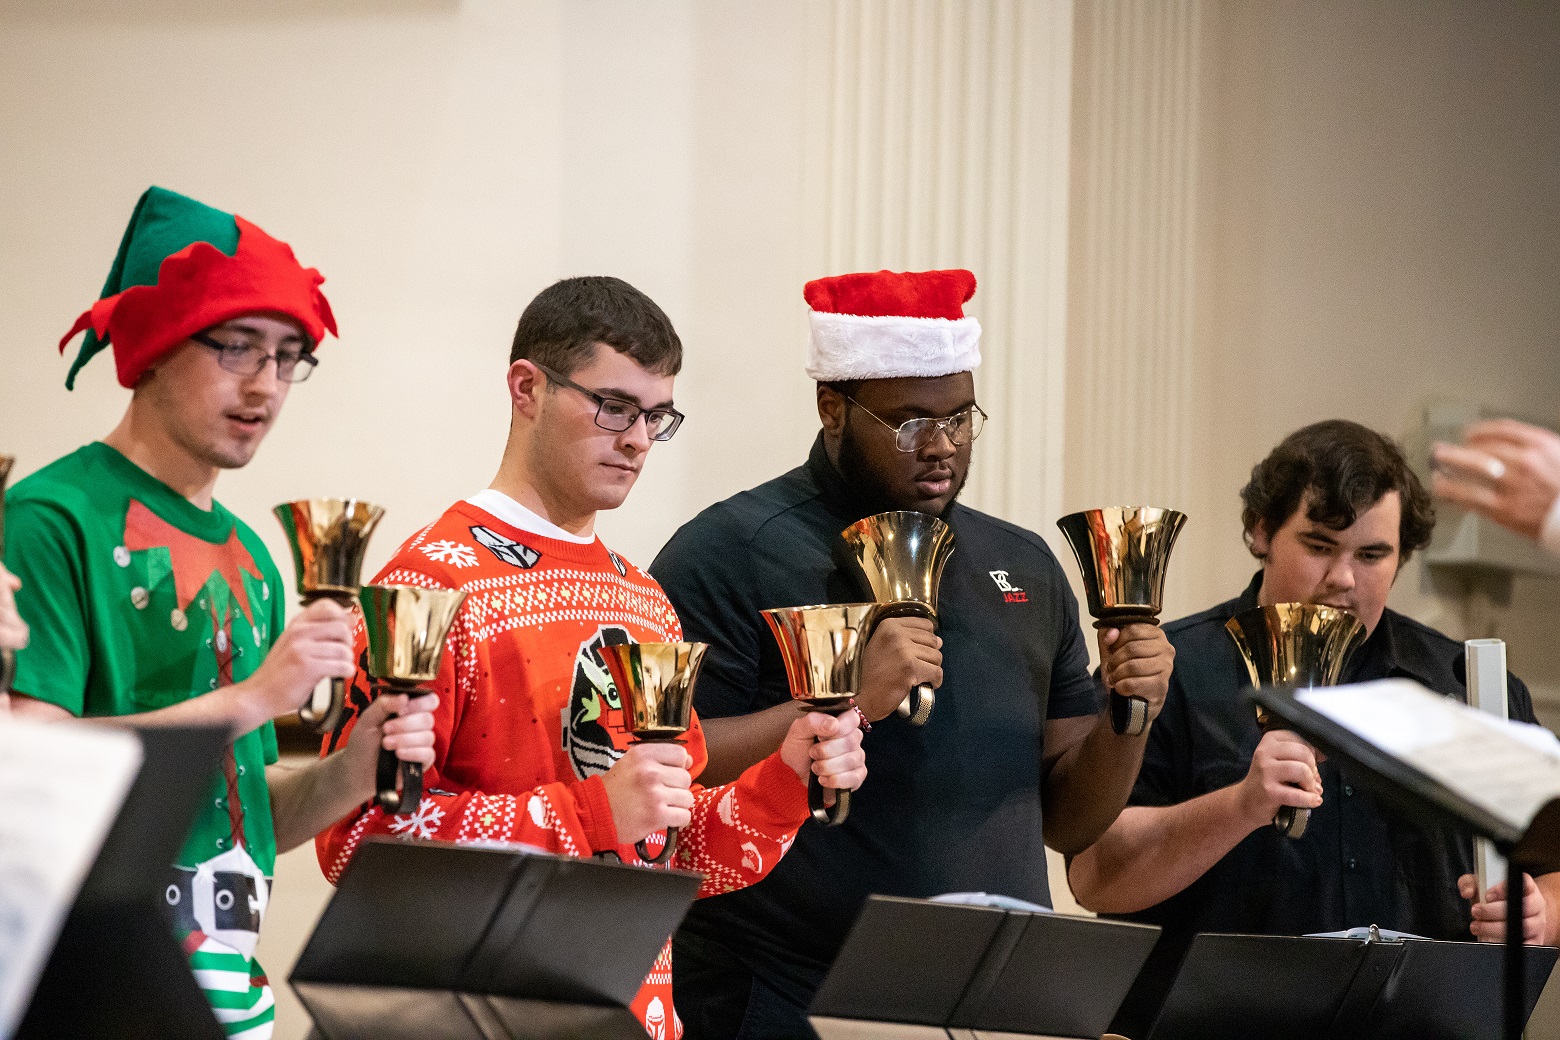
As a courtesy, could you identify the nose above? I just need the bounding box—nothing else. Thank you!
[919,423,957,461]
[1323,554,1356,594]
[240,355,283,398]
[616,412,653,455]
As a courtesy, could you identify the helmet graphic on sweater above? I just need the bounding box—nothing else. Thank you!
[563,626,633,780]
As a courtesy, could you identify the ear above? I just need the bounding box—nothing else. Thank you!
[817,383,847,437]
[508,359,545,420]
[1246,519,1271,559]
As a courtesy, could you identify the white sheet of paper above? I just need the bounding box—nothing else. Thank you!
[1297,678,1560,834]
[0,718,142,1037]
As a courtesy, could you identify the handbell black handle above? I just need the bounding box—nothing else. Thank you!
[371,681,423,817]
[809,771,850,826]
[637,827,679,865]
[299,676,346,734]
[376,745,423,817]
[1110,691,1151,736]
[1274,805,1310,839]
[895,684,935,726]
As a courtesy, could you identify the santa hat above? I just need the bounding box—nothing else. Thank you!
[803,269,981,381]
[59,186,337,389]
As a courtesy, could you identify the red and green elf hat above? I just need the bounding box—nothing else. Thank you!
[59,186,337,389]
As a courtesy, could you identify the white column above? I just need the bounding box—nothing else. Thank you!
[1066,0,1204,515]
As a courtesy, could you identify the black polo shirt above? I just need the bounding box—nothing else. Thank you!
[1119,571,1540,943]
[650,434,1101,994]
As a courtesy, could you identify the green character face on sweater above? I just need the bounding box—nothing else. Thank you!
[563,625,632,780]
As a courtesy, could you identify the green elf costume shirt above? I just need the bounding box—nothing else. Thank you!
[12,185,338,1040]
[7,443,286,1038]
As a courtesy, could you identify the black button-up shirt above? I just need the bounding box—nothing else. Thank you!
[651,434,1101,994]
[1119,571,1540,943]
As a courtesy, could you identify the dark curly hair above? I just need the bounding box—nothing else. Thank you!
[1240,420,1435,564]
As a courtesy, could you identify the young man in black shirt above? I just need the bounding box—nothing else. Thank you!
[1067,420,1559,1033]
[651,269,1176,1039]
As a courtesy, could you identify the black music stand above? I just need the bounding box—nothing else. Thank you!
[16,725,231,1040]
[291,838,702,1040]
[1252,684,1560,1040]
[808,895,1160,1040]
[1131,930,1555,1040]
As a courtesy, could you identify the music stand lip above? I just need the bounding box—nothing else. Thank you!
[1246,685,1534,857]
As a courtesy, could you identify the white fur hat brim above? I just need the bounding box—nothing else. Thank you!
[805,310,982,381]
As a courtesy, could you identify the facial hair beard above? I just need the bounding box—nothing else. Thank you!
[836,419,970,520]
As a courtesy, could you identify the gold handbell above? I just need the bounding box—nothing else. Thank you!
[1225,602,1366,839]
[358,584,468,817]
[836,511,956,726]
[1056,507,1187,735]
[0,454,15,697]
[274,498,385,733]
[600,642,706,742]
[762,603,878,827]
[274,498,385,602]
[600,642,708,864]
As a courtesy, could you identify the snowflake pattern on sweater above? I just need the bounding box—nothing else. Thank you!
[316,500,811,1039]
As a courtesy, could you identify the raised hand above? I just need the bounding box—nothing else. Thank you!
[1098,622,1175,726]
[1462,872,1549,945]
[343,690,439,768]
[601,741,695,846]
[1237,729,1324,830]
[237,598,355,723]
[856,616,942,722]
[1433,419,1560,542]
[780,708,867,795]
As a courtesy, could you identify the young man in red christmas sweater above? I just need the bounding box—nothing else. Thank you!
[318,276,869,1039]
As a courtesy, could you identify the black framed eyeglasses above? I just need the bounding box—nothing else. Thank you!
[191,330,317,384]
[534,363,685,442]
[844,395,987,453]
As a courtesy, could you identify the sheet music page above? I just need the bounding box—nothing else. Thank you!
[1297,679,1560,833]
[0,719,142,1037]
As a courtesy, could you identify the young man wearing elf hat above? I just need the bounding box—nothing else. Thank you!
[316,275,869,1040]
[5,186,438,1040]
[649,269,1176,1039]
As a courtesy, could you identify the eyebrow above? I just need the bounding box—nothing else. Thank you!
[1300,528,1395,553]
[884,398,978,420]
[217,321,309,348]
[595,385,676,411]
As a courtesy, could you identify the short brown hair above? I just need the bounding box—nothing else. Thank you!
[510,276,682,376]
[1240,420,1435,562]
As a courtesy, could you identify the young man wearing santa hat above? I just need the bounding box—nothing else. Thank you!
[5,186,438,1040]
[650,269,1176,1039]
[316,275,870,1040]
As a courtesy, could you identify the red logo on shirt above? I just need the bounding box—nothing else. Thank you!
[990,570,1028,603]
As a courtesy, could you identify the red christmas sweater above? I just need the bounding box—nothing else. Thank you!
[316,498,809,1040]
